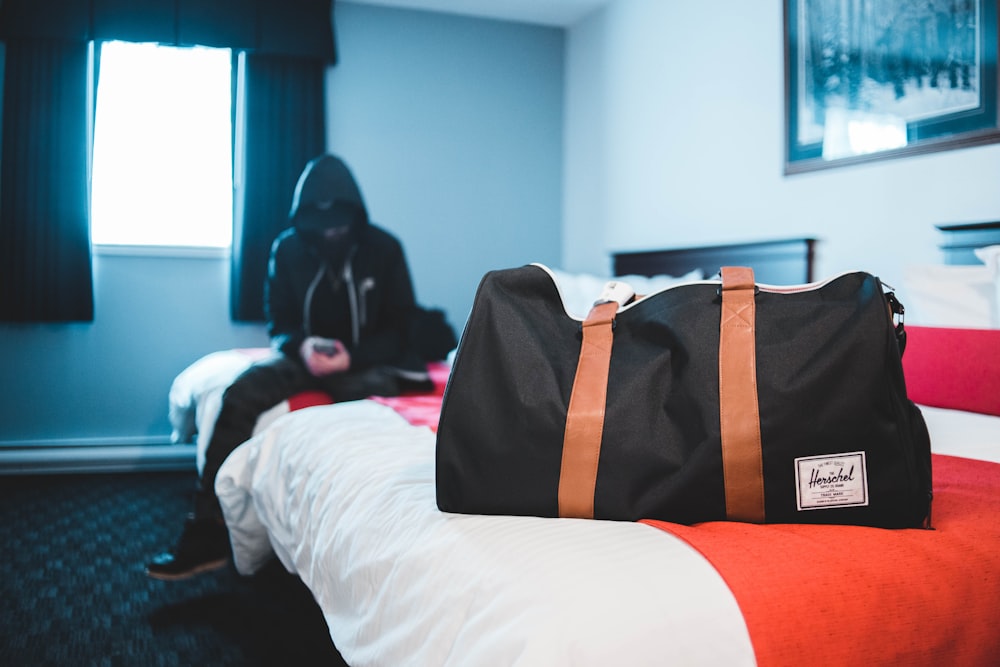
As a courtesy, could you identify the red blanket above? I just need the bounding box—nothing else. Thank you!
[284,361,451,425]
[643,454,1000,666]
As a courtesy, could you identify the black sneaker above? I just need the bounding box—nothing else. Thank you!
[146,514,231,581]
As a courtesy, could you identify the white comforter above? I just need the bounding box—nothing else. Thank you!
[216,401,754,666]
[215,402,999,667]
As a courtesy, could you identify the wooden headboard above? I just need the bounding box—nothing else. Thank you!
[613,237,817,285]
[937,221,1000,264]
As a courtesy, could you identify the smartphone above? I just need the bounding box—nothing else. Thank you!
[313,340,338,356]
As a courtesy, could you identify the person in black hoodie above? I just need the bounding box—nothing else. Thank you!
[147,154,429,580]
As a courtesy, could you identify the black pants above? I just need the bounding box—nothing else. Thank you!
[196,354,400,518]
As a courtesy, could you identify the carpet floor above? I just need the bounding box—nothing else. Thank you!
[0,470,349,666]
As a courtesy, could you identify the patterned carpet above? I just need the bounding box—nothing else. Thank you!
[0,471,348,666]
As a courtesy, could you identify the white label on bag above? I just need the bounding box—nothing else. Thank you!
[794,452,869,511]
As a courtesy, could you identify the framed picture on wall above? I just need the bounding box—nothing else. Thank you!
[784,0,1000,174]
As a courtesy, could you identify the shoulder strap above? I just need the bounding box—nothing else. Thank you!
[719,266,766,523]
[558,300,618,519]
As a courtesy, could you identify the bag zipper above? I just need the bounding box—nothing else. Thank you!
[533,263,876,319]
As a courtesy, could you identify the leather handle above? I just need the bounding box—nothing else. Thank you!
[558,301,618,519]
[718,267,766,523]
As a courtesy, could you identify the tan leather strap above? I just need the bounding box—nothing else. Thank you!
[719,266,766,523]
[558,301,618,519]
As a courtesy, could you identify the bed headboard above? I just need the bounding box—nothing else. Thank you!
[613,237,817,285]
[937,221,1000,265]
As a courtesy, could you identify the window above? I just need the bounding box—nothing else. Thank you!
[91,41,233,248]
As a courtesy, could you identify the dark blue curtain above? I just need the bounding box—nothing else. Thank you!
[231,53,327,322]
[0,39,94,322]
[0,0,335,322]
[0,0,337,61]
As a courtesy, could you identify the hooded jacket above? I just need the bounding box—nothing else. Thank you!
[265,155,417,372]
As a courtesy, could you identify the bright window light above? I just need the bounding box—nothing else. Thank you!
[91,41,233,248]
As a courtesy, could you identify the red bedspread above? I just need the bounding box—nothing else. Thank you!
[283,361,451,426]
[643,454,1000,667]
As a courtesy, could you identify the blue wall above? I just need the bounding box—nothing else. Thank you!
[0,250,269,446]
[563,1,1000,283]
[328,3,564,326]
[0,4,565,451]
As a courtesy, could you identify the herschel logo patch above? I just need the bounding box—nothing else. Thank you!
[794,452,869,511]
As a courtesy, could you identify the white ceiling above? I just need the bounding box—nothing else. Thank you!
[344,0,616,27]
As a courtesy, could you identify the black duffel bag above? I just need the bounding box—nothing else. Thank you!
[435,264,932,528]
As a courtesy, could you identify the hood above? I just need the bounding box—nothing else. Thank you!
[289,155,369,262]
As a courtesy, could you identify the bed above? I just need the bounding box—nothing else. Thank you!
[172,231,1000,665]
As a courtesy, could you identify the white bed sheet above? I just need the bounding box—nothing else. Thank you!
[215,401,1000,667]
[216,401,756,666]
[920,405,1000,463]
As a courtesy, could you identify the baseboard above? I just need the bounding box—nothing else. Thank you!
[0,442,196,475]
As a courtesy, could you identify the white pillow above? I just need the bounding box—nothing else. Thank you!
[548,267,703,319]
[616,270,704,297]
[902,249,998,329]
[975,245,1000,328]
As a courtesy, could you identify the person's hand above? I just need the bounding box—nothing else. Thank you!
[300,337,351,377]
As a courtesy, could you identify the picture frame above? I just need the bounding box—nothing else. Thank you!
[784,0,1000,174]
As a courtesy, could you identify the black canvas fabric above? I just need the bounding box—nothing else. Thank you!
[436,265,932,528]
